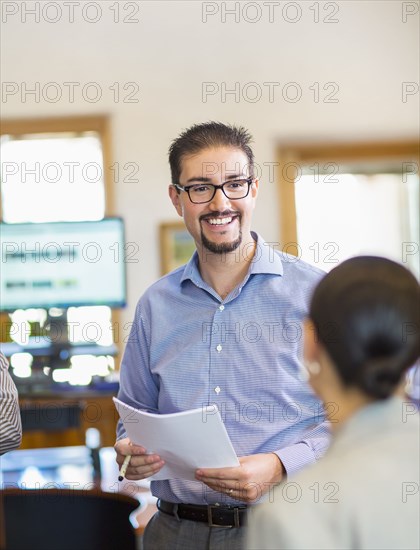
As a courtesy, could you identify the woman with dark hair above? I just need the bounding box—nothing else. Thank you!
[248,256,420,550]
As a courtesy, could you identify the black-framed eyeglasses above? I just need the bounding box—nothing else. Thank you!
[173,177,253,204]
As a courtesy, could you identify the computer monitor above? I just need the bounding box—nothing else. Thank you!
[0,217,127,312]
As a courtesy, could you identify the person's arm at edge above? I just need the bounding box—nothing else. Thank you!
[0,352,22,455]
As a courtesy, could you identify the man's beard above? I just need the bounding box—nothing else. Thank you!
[201,228,242,254]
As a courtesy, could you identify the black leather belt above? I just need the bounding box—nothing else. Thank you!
[157,499,247,528]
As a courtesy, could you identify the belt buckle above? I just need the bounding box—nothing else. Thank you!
[207,505,239,529]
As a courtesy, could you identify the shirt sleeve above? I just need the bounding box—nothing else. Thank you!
[274,418,331,476]
[0,352,22,455]
[116,301,159,441]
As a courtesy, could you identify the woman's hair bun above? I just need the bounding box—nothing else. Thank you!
[358,357,407,399]
[309,256,420,400]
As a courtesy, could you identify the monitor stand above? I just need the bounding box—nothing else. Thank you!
[46,309,71,369]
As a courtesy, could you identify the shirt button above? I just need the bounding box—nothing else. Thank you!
[214,386,221,394]
[216,344,222,352]
[219,305,225,311]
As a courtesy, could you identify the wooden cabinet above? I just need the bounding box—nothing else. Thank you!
[19,392,118,449]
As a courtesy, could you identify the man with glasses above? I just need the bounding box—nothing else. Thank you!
[115,122,330,549]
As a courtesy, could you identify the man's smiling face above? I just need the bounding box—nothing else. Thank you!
[169,147,258,255]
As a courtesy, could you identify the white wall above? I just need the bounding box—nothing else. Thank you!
[2,0,419,325]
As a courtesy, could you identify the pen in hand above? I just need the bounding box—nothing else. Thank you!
[118,454,132,481]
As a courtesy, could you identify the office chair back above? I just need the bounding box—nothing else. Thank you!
[1,488,139,550]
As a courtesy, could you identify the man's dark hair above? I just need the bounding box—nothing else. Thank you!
[309,256,420,400]
[168,121,254,185]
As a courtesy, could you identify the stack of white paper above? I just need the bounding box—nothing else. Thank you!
[113,397,239,481]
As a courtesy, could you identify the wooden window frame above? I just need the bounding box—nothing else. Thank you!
[277,140,420,253]
[0,115,114,218]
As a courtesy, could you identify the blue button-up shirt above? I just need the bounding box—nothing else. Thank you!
[117,233,330,504]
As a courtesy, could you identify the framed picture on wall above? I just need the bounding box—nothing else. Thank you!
[159,221,196,275]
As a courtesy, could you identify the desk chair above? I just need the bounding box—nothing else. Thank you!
[0,488,139,550]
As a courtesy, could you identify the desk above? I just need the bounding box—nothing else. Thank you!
[18,391,118,449]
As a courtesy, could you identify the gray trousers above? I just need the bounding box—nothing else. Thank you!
[143,510,247,550]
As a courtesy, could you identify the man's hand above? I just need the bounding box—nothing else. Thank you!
[195,453,285,504]
[114,437,165,480]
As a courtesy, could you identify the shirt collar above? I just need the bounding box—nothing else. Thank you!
[180,232,283,286]
[249,232,284,276]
